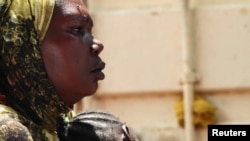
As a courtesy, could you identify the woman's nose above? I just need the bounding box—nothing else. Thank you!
[91,39,104,55]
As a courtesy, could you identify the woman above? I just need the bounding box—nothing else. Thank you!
[57,110,139,141]
[0,0,105,140]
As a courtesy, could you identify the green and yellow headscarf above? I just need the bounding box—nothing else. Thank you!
[0,0,71,132]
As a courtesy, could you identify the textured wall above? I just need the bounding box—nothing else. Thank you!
[75,1,250,141]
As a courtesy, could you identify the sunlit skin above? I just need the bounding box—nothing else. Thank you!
[40,0,105,107]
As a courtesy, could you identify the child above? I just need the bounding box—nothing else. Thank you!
[57,110,139,141]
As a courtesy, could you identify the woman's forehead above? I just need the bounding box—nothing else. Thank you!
[53,0,90,27]
[58,0,89,15]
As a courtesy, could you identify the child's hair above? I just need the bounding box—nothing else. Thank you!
[56,110,138,141]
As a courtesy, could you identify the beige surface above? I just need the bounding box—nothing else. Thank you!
[76,1,250,141]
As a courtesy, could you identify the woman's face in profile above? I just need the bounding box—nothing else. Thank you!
[40,0,105,106]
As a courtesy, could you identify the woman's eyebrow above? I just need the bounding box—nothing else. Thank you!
[66,15,94,27]
[79,16,94,27]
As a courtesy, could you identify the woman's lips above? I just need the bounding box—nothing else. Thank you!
[91,61,105,80]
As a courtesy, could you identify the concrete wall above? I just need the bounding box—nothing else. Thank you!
[75,0,250,141]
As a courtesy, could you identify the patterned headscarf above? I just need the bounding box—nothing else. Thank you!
[0,0,71,132]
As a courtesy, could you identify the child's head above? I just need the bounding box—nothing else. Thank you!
[57,110,139,141]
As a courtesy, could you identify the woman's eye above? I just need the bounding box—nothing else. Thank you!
[72,27,85,36]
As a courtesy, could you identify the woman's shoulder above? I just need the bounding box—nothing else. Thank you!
[0,105,33,141]
[0,116,33,141]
